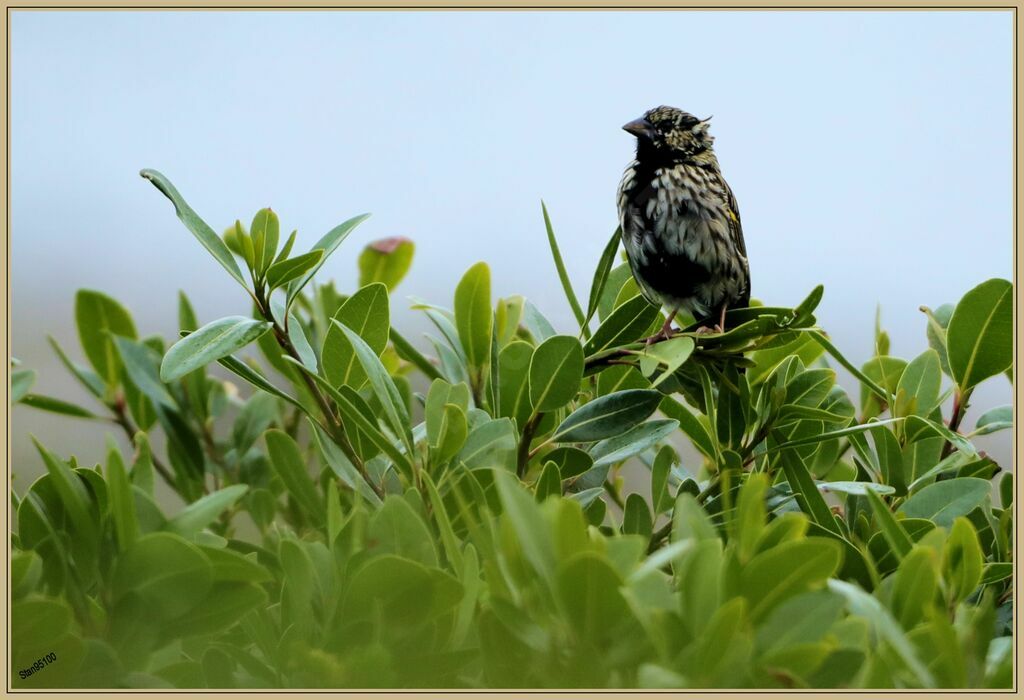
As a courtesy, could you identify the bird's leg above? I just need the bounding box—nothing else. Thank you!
[646,308,679,345]
[694,303,729,335]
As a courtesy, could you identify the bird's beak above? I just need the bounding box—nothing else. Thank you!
[623,117,655,139]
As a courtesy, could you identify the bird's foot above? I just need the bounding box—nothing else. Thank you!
[694,324,724,336]
[645,319,678,345]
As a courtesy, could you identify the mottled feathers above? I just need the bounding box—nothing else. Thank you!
[617,106,750,327]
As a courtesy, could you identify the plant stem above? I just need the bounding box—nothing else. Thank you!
[255,286,372,491]
[110,404,177,489]
[647,519,672,553]
[602,479,625,510]
[941,387,973,459]
[517,413,543,478]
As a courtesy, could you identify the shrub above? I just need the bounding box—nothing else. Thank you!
[10,170,1013,689]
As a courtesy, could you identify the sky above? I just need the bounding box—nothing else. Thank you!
[10,10,1014,479]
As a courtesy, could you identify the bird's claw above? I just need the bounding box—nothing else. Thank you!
[694,324,725,336]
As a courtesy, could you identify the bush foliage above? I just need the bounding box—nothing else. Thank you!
[10,170,1014,689]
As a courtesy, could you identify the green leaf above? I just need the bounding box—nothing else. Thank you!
[456,418,518,472]
[264,430,324,522]
[860,356,907,418]
[778,447,840,535]
[553,389,663,443]
[494,472,556,580]
[589,419,677,468]
[535,461,561,501]
[249,208,280,276]
[528,335,584,413]
[998,472,1013,509]
[521,299,557,343]
[921,304,954,376]
[166,485,248,538]
[19,394,99,420]
[309,419,382,505]
[541,201,586,330]
[894,349,942,418]
[973,405,1012,436]
[201,546,272,583]
[217,354,306,414]
[498,340,534,427]
[426,379,470,444]
[904,415,977,456]
[454,262,493,369]
[808,330,891,405]
[322,283,390,389]
[285,213,371,309]
[368,496,439,567]
[113,335,177,409]
[651,445,676,513]
[11,369,35,403]
[733,473,768,562]
[291,320,321,377]
[584,294,660,355]
[106,441,138,550]
[673,537,723,636]
[433,403,469,464]
[671,491,718,544]
[898,477,990,528]
[866,488,913,561]
[75,289,137,386]
[741,539,841,621]
[162,582,268,640]
[265,249,323,291]
[234,219,255,270]
[827,579,935,687]
[755,590,844,653]
[791,284,824,326]
[981,562,1012,585]
[891,546,938,629]
[640,336,695,387]
[622,493,653,537]
[161,316,272,382]
[390,328,443,382]
[748,333,824,386]
[770,417,903,452]
[596,263,632,322]
[289,363,415,480]
[818,481,895,497]
[47,335,105,397]
[358,237,415,291]
[659,396,715,459]
[139,169,248,289]
[943,517,984,604]
[32,439,99,553]
[584,228,621,334]
[421,472,464,571]
[341,555,461,627]
[273,228,297,265]
[331,320,414,455]
[557,552,640,648]
[112,532,213,619]
[947,278,1013,391]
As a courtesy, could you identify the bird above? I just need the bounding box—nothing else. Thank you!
[616,106,750,339]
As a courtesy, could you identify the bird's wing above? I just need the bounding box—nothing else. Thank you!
[723,181,747,258]
[723,180,751,306]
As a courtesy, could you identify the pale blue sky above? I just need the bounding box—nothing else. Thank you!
[11,10,1013,473]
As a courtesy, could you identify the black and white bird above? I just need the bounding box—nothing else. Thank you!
[617,106,750,338]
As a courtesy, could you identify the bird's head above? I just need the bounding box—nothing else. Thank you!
[623,106,714,160]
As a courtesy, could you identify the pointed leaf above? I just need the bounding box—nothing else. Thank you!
[161,316,272,382]
[947,278,1013,391]
[266,249,323,290]
[139,169,247,288]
